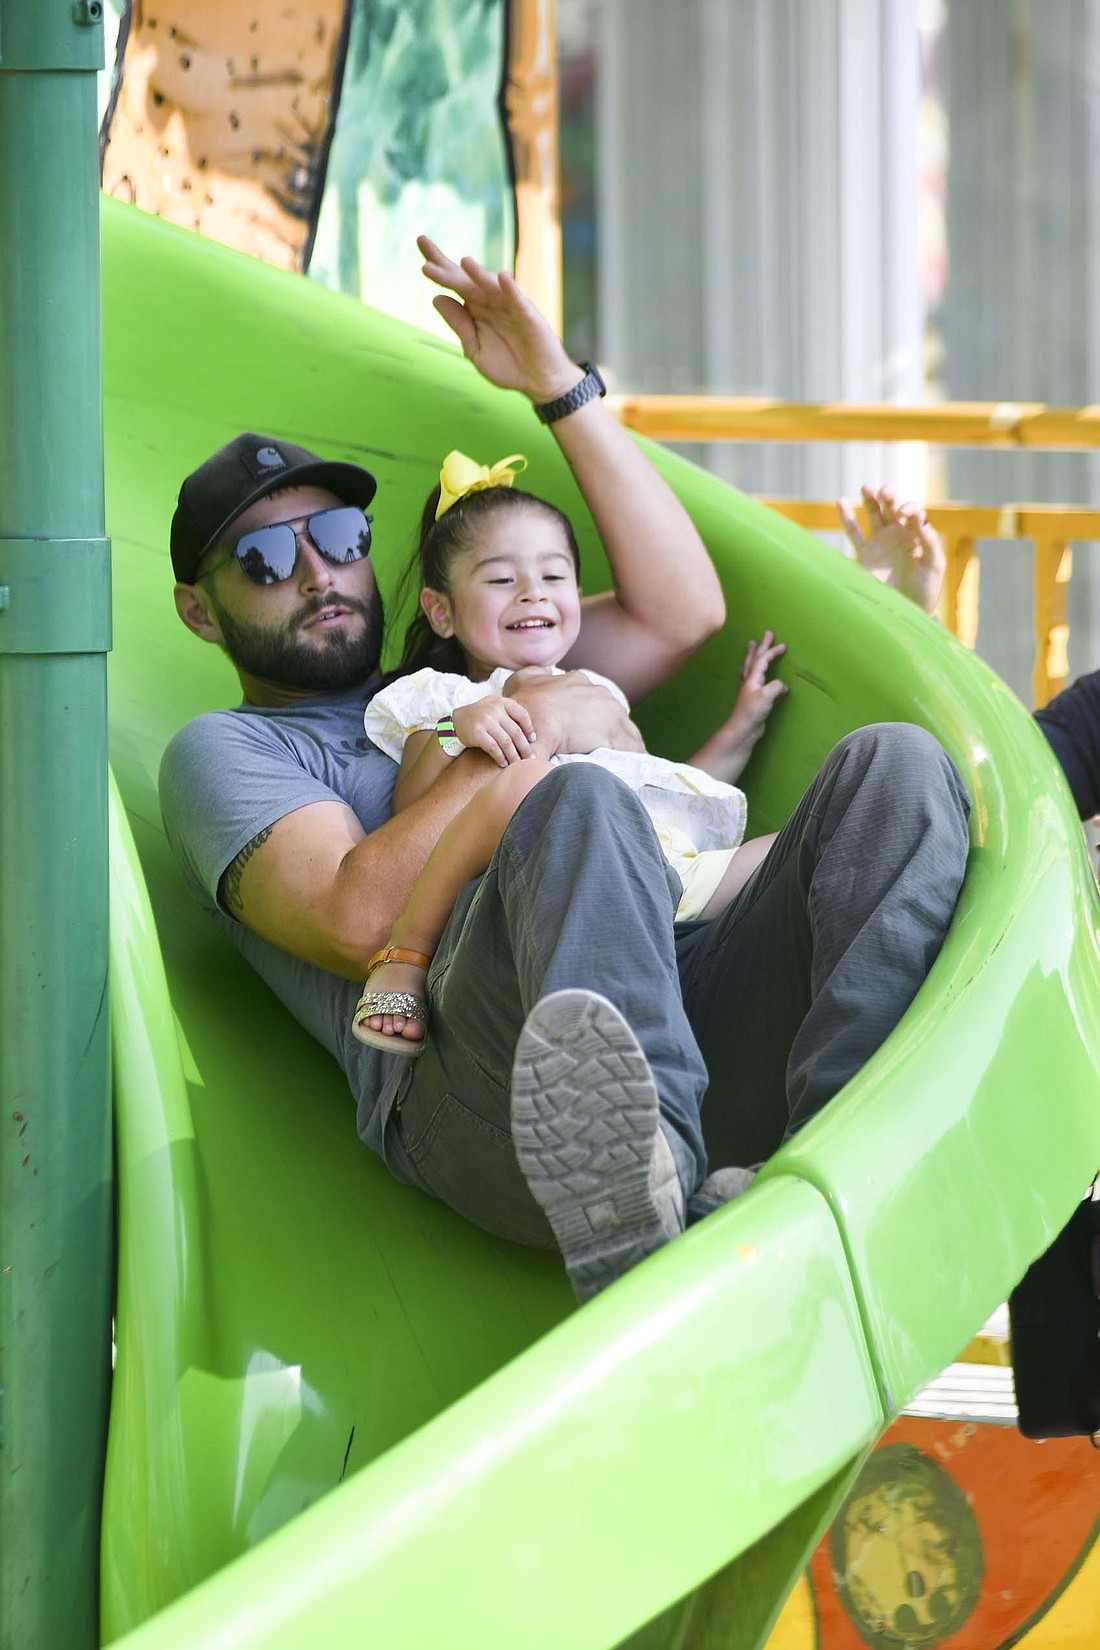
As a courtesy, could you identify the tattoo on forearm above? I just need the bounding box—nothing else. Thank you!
[220,824,274,912]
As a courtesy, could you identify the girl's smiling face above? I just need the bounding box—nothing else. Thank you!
[420,504,582,680]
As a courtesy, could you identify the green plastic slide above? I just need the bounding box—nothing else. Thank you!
[100,196,1100,1649]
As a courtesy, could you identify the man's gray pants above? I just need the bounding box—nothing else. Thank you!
[385,723,972,1248]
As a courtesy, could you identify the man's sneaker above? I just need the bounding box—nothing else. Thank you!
[510,988,685,1303]
[687,1165,757,1223]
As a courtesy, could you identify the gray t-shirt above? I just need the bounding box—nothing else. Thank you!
[158,680,412,1168]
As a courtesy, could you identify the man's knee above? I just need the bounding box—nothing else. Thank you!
[508,760,642,825]
[835,720,945,768]
[501,760,661,863]
[832,722,970,814]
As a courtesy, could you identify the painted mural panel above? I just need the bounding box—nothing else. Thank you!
[307,0,514,337]
[100,1,351,271]
[767,1417,1100,1650]
[98,1,514,338]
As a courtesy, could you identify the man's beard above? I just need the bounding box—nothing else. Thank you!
[215,591,385,692]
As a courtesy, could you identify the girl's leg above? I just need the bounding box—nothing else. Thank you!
[697,833,779,919]
[357,759,554,1044]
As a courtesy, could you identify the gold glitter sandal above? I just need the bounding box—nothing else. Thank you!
[351,944,431,1058]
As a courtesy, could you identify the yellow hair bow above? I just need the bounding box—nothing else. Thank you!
[436,450,528,520]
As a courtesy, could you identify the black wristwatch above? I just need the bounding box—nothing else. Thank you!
[534,361,606,425]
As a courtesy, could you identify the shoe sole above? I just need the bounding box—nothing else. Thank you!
[511,989,683,1302]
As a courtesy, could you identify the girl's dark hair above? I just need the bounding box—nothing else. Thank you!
[395,483,581,676]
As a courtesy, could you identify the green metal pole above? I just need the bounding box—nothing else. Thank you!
[0,5,112,1649]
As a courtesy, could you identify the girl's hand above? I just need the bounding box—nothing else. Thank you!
[837,485,945,615]
[732,632,788,742]
[689,632,788,784]
[452,696,538,767]
[417,234,582,405]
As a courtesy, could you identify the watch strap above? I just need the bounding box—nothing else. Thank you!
[534,362,606,426]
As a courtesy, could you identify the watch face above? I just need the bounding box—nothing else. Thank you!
[438,734,464,757]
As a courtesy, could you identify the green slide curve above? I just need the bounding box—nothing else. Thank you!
[99,196,1100,1649]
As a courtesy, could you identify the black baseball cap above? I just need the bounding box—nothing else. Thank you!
[170,432,378,583]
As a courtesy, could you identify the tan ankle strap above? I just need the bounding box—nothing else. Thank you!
[367,944,432,974]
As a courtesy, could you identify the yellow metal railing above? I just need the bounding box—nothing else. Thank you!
[608,394,1100,450]
[606,393,1100,710]
[764,500,1092,709]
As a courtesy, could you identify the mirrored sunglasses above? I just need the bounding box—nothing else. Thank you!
[205,505,373,586]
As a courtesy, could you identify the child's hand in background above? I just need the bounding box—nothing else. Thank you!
[838,485,945,616]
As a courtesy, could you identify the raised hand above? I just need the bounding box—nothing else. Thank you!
[837,485,945,616]
[417,234,581,404]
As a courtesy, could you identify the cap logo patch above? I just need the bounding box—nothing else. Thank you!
[241,444,289,479]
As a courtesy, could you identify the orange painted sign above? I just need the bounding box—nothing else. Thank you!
[782,1418,1100,1649]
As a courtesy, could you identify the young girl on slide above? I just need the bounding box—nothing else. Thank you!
[352,451,787,1055]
